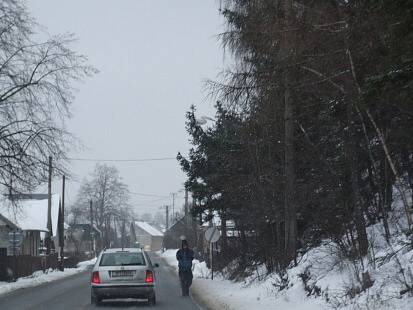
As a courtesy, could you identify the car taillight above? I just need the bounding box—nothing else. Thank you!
[91,271,101,284]
[145,270,154,283]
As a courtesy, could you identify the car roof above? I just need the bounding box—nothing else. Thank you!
[102,247,143,253]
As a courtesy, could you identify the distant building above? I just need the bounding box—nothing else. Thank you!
[164,213,239,265]
[0,213,19,256]
[0,194,61,256]
[133,221,163,251]
[163,214,202,252]
[65,223,102,256]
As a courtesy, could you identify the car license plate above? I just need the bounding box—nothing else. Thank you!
[110,270,135,278]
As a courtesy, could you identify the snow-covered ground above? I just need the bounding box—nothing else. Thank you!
[158,249,324,310]
[0,257,96,297]
[159,205,413,310]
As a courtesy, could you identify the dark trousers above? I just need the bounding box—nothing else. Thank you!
[179,270,193,296]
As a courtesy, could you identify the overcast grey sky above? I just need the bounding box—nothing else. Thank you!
[26,0,225,216]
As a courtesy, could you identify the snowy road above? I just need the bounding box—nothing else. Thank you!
[0,253,201,310]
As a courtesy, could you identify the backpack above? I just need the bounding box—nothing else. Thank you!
[177,249,194,271]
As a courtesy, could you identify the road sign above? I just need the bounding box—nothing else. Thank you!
[205,227,220,243]
[204,227,220,281]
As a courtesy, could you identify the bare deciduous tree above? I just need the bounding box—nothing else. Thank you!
[71,164,133,247]
[0,0,96,193]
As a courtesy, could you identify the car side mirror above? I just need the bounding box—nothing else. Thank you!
[154,263,159,268]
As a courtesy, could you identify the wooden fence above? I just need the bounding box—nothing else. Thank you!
[0,254,58,281]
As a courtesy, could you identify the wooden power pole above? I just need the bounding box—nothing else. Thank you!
[171,193,177,224]
[59,175,65,271]
[90,200,94,227]
[46,156,53,255]
[89,200,94,255]
[62,175,65,223]
[184,189,189,239]
[165,205,169,230]
[184,189,189,216]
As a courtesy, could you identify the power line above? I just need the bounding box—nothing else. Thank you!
[67,157,176,162]
[128,191,170,198]
[133,197,170,206]
[66,178,183,200]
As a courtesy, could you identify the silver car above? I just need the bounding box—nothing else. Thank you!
[90,248,159,306]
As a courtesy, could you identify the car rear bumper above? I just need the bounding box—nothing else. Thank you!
[91,285,155,299]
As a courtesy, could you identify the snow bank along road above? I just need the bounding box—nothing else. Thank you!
[0,253,200,310]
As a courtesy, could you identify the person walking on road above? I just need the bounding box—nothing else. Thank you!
[176,239,194,296]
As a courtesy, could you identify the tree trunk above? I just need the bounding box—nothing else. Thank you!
[282,0,297,265]
[381,142,391,241]
[346,104,369,257]
[220,208,227,254]
[344,42,412,232]
[284,83,297,263]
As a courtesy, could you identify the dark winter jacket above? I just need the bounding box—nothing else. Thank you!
[176,248,194,272]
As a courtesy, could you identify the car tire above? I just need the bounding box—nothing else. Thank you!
[148,295,156,306]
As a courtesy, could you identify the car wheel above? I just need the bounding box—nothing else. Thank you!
[148,295,156,306]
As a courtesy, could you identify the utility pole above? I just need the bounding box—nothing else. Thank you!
[113,216,118,247]
[165,205,169,230]
[184,189,189,216]
[121,220,126,249]
[106,214,111,248]
[62,175,65,221]
[59,175,65,271]
[46,156,53,255]
[90,200,94,227]
[194,195,201,225]
[184,189,189,239]
[8,164,12,197]
[90,200,94,255]
[171,193,177,224]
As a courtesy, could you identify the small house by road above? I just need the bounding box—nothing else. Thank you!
[133,221,163,251]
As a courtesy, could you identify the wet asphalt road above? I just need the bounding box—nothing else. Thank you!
[0,253,201,310]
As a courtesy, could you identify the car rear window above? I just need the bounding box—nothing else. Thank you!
[99,252,146,266]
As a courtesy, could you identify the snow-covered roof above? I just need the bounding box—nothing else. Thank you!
[0,194,60,234]
[135,221,163,237]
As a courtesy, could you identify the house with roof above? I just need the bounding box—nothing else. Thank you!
[0,194,61,256]
[65,223,102,256]
[0,213,19,256]
[163,213,202,251]
[133,221,163,251]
